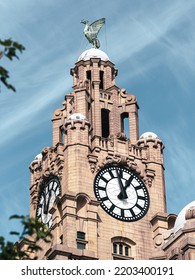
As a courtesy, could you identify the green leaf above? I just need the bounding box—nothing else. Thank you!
[13,42,25,52]
[0,77,16,92]
[0,39,12,47]
[0,214,52,259]
[9,215,25,220]
[9,231,20,236]
[0,38,25,92]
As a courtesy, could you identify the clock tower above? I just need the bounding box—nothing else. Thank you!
[29,41,195,260]
[29,46,169,260]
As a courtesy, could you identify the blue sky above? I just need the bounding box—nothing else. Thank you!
[1,0,195,241]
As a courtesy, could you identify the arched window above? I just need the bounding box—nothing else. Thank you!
[121,112,130,138]
[59,126,65,144]
[76,194,89,250]
[76,195,88,218]
[111,236,135,260]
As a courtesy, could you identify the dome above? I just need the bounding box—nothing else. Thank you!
[78,48,109,61]
[68,113,86,121]
[173,201,195,234]
[33,153,42,162]
[140,132,158,139]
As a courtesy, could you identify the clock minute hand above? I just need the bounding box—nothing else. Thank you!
[116,169,128,200]
[43,192,48,214]
[43,191,51,214]
[46,191,52,213]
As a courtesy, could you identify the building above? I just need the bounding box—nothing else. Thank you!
[29,46,195,260]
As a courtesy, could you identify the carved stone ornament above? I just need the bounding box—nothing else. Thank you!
[154,230,173,247]
[54,108,63,117]
[97,154,141,175]
[119,88,127,97]
[116,132,127,141]
[154,234,163,247]
[88,154,98,173]
[108,132,127,145]
[30,146,64,198]
[98,155,121,170]
[29,159,42,173]
[118,88,136,103]
[185,206,195,220]
[144,168,156,187]
[75,79,89,90]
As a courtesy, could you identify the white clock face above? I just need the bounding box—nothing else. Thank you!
[36,178,61,228]
[94,166,150,222]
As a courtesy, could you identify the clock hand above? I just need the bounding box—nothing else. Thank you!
[124,174,134,189]
[116,169,128,200]
[43,192,48,214]
[46,191,52,213]
[43,191,51,214]
[117,174,134,200]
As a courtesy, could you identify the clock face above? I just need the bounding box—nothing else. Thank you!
[36,178,61,228]
[94,166,150,222]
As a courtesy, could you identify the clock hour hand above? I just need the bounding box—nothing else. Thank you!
[43,192,48,214]
[117,174,134,200]
[116,169,128,200]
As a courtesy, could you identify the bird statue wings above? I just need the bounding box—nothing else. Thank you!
[81,18,105,49]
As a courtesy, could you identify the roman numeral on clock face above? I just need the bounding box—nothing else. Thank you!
[135,203,144,211]
[121,209,125,217]
[137,195,145,200]
[100,176,108,183]
[109,204,115,212]
[101,196,109,202]
[108,170,115,179]
[98,186,106,191]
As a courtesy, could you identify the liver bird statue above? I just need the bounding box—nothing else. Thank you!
[81,18,105,49]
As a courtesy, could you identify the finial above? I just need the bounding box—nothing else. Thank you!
[81,18,105,49]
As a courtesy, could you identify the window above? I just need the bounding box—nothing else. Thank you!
[77,243,86,250]
[77,231,85,240]
[86,70,91,81]
[76,231,87,250]
[119,244,123,255]
[113,243,130,257]
[59,126,65,144]
[100,70,104,90]
[121,112,129,138]
[125,246,129,257]
[101,109,110,138]
[111,237,135,260]
[76,195,87,218]
[60,235,63,244]
[113,243,117,254]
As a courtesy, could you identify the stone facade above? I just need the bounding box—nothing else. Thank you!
[28,48,195,260]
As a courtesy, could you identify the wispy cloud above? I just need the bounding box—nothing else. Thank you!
[1,0,195,242]
[106,0,195,94]
[165,134,195,213]
[0,78,71,146]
